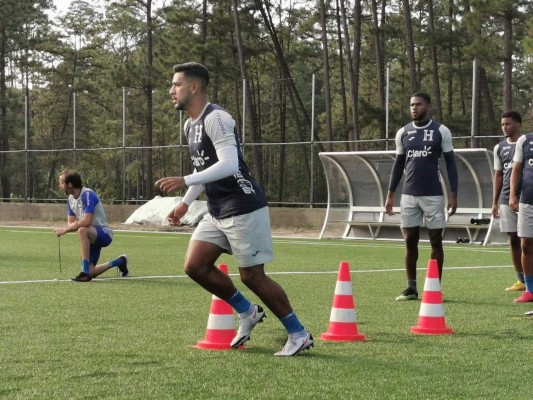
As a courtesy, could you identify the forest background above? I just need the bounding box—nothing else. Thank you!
[0,0,532,206]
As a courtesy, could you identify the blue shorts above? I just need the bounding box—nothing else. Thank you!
[89,226,113,265]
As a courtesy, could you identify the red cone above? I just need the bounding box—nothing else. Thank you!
[411,259,453,335]
[194,264,242,350]
[321,261,366,341]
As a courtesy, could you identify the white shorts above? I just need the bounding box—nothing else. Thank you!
[518,203,533,238]
[498,204,518,233]
[191,206,274,267]
[400,194,446,229]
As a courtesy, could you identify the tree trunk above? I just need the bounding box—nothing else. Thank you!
[428,0,443,121]
[0,25,10,200]
[335,0,348,144]
[277,75,286,202]
[200,0,207,65]
[340,0,361,149]
[319,0,333,150]
[446,0,454,117]
[502,10,513,111]
[479,66,497,135]
[370,0,386,139]
[144,0,154,200]
[401,0,418,93]
[233,0,263,182]
[255,0,317,173]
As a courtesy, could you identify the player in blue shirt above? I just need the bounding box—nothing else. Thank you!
[156,62,312,356]
[492,111,524,291]
[509,130,533,303]
[385,92,458,301]
[54,171,128,282]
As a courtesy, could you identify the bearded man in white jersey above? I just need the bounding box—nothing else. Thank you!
[385,93,458,301]
[155,62,312,356]
[54,170,128,282]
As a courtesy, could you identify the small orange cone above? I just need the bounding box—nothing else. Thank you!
[321,261,366,341]
[194,264,241,350]
[411,259,453,335]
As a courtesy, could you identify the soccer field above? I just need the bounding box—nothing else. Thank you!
[1,226,532,399]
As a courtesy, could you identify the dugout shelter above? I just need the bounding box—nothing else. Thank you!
[318,148,507,245]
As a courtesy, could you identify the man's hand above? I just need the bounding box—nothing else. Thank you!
[54,227,68,237]
[509,194,519,212]
[385,192,394,216]
[491,204,500,219]
[167,202,189,226]
[155,176,186,194]
[447,192,457,217]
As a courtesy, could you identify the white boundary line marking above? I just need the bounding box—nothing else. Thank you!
[0,265,512,285]
[1,226,509,253]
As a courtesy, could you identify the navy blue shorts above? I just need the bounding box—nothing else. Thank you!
[89,226,113,265]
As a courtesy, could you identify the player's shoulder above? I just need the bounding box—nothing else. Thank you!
[396,125,408,138]
[204,103,231,120]
[516,135,528,147]
[81,187,99,200]
[434,121,451,135]
[524,132,533,141]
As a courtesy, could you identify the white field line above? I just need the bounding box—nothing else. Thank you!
[1,226,508,254]
[0,264,512,285]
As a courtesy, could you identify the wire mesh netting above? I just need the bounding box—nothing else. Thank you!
[1,135,501,206]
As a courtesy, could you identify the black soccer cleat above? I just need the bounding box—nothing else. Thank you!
[71,272,92,282]
[117,254,129,277]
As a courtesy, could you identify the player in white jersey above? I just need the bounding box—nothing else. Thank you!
[492,111,524,291]
[156,62,312,356]
[386,92,458,301]
[54,171,128,282]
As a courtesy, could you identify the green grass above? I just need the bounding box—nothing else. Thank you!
[1,226,532,399]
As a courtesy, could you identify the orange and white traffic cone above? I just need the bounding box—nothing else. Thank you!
[194,264,242,350]
[321,261,366,341]
[411,259,453,335]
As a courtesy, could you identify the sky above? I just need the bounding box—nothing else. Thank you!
[53,0,73,15]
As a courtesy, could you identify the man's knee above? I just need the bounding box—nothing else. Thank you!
[239,265,265,290]
[428,229,443,248]
[509,233,520,247]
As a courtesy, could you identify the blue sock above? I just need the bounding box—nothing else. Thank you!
[110,257,122,267]
[280,312,304,334]
[82,259,90,275]
[525,275,533,292]
[226,290,252,314]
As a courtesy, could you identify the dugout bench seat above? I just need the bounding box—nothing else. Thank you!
[318,149,507,245]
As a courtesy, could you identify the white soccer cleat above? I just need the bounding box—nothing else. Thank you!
[274,330,314,356]
[230,305,266,348]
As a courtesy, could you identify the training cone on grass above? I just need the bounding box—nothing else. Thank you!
[411,259,453,335]
[194,264,241,350]
[321,261,366,341]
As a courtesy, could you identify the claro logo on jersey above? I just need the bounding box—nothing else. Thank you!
[503,162,512,170]
[407,145,432,158]
[191,149,210,167]
[234,170,256,195]
[528,158,533,167]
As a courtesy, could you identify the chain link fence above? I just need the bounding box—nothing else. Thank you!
[1,135,500,206]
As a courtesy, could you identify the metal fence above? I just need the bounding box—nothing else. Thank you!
[1,135,501,206]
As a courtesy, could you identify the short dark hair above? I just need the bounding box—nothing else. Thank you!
[173,62,210,89]
[501,111,521,124]
[60,170,83,189]
[411,92,431,104]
